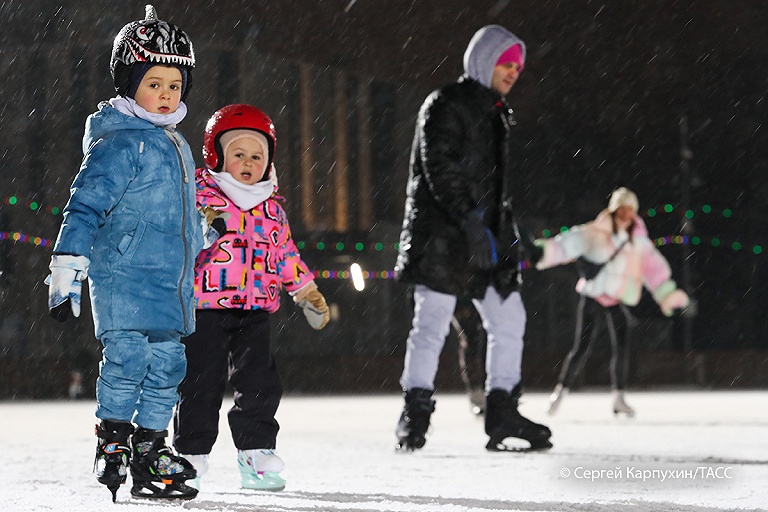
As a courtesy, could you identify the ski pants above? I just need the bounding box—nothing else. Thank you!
[400,284,526,394]
[96,329,186,431]
[557,295,633,390]
[173,309,282,454]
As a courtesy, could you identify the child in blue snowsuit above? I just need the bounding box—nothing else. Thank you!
[46,5,209,502]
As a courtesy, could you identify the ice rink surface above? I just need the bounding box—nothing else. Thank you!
[1,390,766,512]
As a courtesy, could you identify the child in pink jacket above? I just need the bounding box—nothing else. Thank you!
[533,187,688,417]
[173,104,329,491]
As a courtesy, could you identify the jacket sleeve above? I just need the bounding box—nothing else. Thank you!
[274,205,314,294]
[536,224,590,270]
[53,135,138,257]
[638,238,677,302]
[418,93,476,222]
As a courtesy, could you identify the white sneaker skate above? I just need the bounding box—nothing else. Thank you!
[237,449,285,491]
[547,384,568,416]
[612,390,636,417]
[180,454,209,489]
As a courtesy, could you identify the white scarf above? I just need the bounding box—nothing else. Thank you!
[108,96,188,127]
[210,171,275,211]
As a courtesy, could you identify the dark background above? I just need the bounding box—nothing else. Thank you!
[1,0,766,398]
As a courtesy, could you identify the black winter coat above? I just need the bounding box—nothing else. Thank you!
[394,76,523,299]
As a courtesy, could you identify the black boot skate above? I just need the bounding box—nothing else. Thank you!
[395,388,436,452]
[129,428,198,500]
[94,420,134,502]
[485,386,553,452]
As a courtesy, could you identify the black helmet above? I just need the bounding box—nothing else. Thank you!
[110,5,195,100]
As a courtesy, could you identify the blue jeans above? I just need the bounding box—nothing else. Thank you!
[96,330,186,430]
[400,285,527,393]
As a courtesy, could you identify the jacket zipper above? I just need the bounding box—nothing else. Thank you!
[165,128,191,331]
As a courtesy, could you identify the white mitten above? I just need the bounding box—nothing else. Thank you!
[660,289,689,317]
[45,255,90,321]
[199,206,230,250]
[293,282,330,330]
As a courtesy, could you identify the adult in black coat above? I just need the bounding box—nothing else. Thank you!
[394,25,551,452]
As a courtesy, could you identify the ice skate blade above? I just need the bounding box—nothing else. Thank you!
[613,409,636,418]
[241,471,285,491]
[485,438,553,452]
[130,480,199,500]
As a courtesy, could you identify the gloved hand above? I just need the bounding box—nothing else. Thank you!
[293,282,330,330]
[515,223,544,266]
[45,254,90,322]
[660,289,690,317]
[462,210,499,270]
[199,206,230,250]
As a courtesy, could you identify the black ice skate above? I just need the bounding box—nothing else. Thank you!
[485,386,553,452]
[395,388,436,452]
[129,428,198,500]
[94,420,134,502]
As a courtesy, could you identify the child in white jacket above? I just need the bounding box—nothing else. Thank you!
[533,187,689,416]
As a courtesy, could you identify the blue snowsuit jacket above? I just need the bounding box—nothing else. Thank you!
[53,102,203,338]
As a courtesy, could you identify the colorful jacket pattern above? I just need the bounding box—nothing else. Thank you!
[194,168,313,311]
[536,209,678,308]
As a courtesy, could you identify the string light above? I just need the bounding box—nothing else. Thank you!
[1,198,764,282]
[3,196,61,214]
[2,195,750,222]
[0,231,53,247]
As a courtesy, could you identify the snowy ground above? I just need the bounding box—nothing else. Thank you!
[1,390,766,512]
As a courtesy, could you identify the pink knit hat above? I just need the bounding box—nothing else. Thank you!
[219,129,270,169]
[496,44,524,71]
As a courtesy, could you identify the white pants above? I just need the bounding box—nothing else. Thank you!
[400,284,526,393]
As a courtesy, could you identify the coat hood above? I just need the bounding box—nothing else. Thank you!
[82,101,157,154]
[463,25,526,89]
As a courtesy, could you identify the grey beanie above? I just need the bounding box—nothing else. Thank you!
[463,25,526,89]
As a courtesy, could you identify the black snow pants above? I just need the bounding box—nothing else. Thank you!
[557,295,634,390]
[173,309,282,454]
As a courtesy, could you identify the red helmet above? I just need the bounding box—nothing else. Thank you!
[203,104,277,171]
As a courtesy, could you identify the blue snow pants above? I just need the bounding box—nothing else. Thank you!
[95,329,187,431]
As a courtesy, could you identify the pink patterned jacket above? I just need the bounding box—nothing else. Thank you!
[193,168,314,311]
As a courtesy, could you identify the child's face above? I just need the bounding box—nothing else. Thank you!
[491,62,521,96]
[223,137,268,185]
[133,65,183,114]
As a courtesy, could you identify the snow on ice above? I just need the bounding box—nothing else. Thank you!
[1,390,766,511]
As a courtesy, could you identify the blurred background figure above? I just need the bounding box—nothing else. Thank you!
[453,298,487,416]
[527,187,690,417]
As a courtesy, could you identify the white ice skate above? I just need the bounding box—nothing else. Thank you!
[180,454,209,489]
[612,390,636,417]
[237,449,285,491]
[547,384,568,416]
